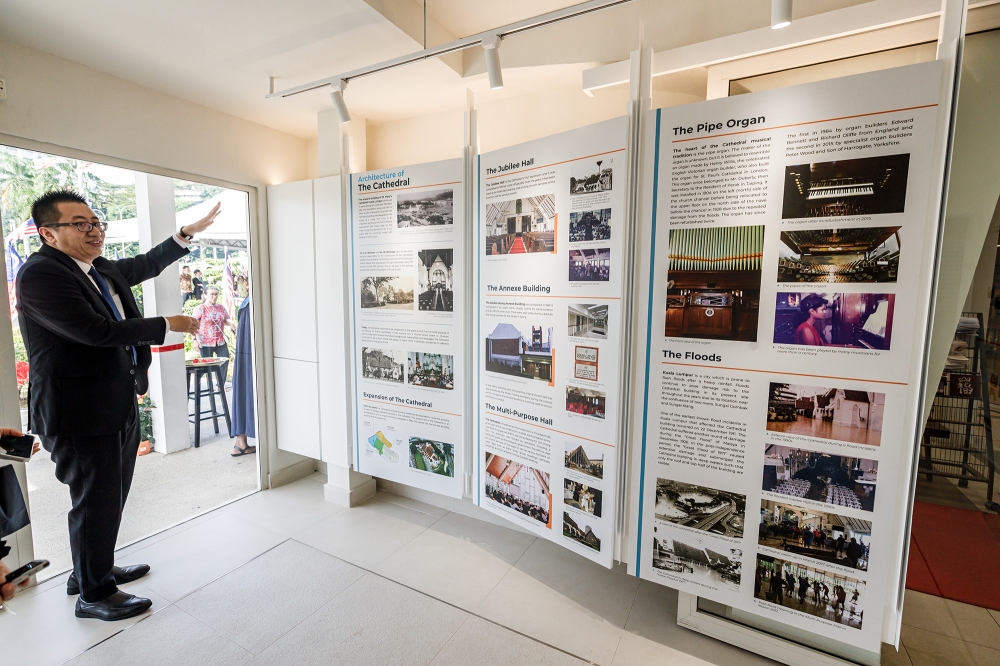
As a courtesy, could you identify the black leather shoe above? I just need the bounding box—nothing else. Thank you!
[75,591,152,621]
[67,564,151,596]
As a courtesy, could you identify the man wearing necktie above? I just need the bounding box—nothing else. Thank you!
[16,189,218,621]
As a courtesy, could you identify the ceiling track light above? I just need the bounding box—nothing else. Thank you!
[771,0,792,29]
[482,34,504,90]
[329,79,351,124]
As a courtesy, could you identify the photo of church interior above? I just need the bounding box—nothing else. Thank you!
[563,512,601,552]
[568,248,610,281]
[759,499,871,572]
[484,453,551,526]
[755,555,866,629]
[485,323,553,381]
[406,352,454,390]
[664,225,763,341]
[762,444,878,512]
[564,478,602,517]
[566,386,605,419]
[564,442,604,480]
[651,527,742,592]
[416,248,454,311]
[569,208,611,242]
[483,195,556,255]
[567,303,608,339]
[777,227,901,283]
[782,153,910,219]
[773,292,895,349]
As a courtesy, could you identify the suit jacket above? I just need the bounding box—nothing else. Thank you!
[16,238,189,436]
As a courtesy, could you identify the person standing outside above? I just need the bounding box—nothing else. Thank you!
[193,285,233,381]
[16,190,217,620]
[192,268,204,300]
[179,265,194,303]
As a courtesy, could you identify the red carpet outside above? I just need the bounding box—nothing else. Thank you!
[905,500,1000,610]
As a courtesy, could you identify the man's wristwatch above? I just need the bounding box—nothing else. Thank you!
[178,227,194,241]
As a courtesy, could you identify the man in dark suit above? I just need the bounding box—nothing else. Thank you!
[16,189,218,620]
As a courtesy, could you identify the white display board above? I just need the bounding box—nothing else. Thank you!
[632,62,945,650]
[476,118,628,566]
[349,158,466,498]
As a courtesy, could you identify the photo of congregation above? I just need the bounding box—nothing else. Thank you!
[762,444,878,512]
[564,441,605,480]
[396,186,454,227]
[777,227,901,283]
[652,525,742,592]
[569,248,610,282]
[773,292,895,349]
[767,383,884,447]
[654,478,745,538]
[361,347,405,383]
[759,499,872,571]
[484,452,551,527]
[416,248,454,311]
[483,195,556,255]
[360,276,414,310]
[564,478,602,517]
[569,208,611,242]
[781,154,910,219]
[754,554,866,629]
[566,386,605,419]
[407,352,454,390]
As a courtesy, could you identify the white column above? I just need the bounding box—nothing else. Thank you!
[135,173,190,454]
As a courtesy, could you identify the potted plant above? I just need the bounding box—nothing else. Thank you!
[137,394,156,455]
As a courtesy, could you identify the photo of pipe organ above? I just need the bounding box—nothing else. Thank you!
[664,225,764,341]
[778,227,900,283]
[782,154,910,219]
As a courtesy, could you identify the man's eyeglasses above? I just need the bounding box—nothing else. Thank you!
[42,222,108,233]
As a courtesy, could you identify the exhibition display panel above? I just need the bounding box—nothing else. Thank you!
[349,158,467,498]
[474,118,629,567]
[632,62,946,652]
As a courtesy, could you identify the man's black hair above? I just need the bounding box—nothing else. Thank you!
[31,190,89,244]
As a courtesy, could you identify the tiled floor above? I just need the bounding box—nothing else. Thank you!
[4,473,999,666]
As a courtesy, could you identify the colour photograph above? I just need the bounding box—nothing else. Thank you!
[408,437,455,477]
[360,276,414,310]
[777,227,900,283]
[767,383,884,447]
[566,386,605,418]
[759,499,871,572]
[483,195,556,255]
[755,554,866,629]
[407,352,454,390]
[762,444,878,512]
[773,292,895,349]
[654,478,745,538]
[361,348,405,383]
[564,441,605,480]
[396,187,454,227]
[484,452,551,526]
[569,208,611,242]
[485,323,553,382]
[416,248,454,311]
[652,524,742,592]
[569,248,610,282]
[564,478,602,517]
[563,512,602,552]
[567,303,609,339]
[664,225,763,341]
[569,157,614,195]
[782,153,910,219]
[574,345,599,381]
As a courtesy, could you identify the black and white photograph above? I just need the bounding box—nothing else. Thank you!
[570,157,614,195]
[485,323,553,382]
[564,441,605,480]
[569,248,610,282]
[567,303,609,339]
[652,524,742,592]
[759,499,871,572]
[564,478,602,517]
[416,248,454,311]
[483,195,556,255]
[361,347,405,383]
[755,554,866,629]
[563,512,602,552]
[762,444,878,512]
[778,227,901,283]
[782,154,910,219]
[569,208,611,242]
[485,453,551,527]
[396,187,454,227]
[360,276,414,310]
[654,478,745,538]
[407,352,454,390]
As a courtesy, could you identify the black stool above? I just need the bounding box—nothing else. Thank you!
[186,359,231,448]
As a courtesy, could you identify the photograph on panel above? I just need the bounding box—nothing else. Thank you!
[664,225,764,342]
[567,303,609,339]
[762,444,878,512]
[767,382,884,447]
[407,352,454,390]
[777,227,900,283]
[759,499,871,572]
[573,345,599,381]
[755,554,866,629]
[773,292,895,349]
[483,195,556,255]
[484,452,551,527]
[416,249,454,311]
[564,440,605,480]
[569,208,611,242]
[654,478,746,538]
[360,276,414,310]
[361,347,406,383]
[566,386,605,419]
[396,186,453,227]
[568,248,610,282]
[408,437,455,478]
[781,153,910,219]
[563,512,602,552]
[564,478,603,517]
[652,523,742,592]
[484,323,553,382]
[569,156,614,195]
